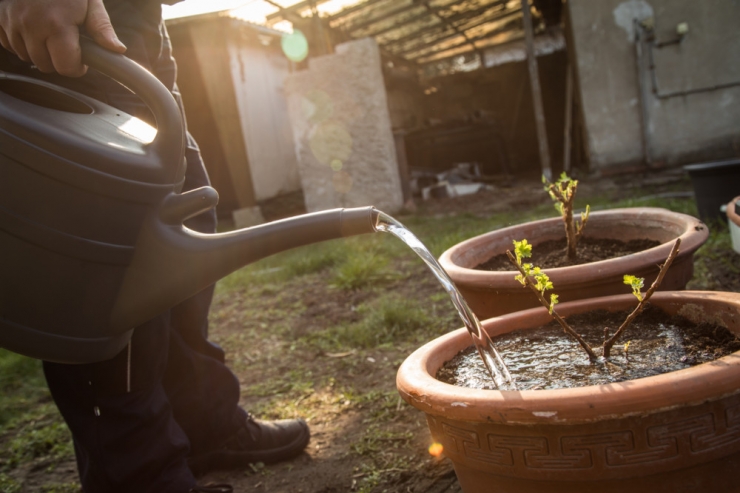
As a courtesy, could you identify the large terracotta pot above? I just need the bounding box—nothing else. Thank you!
[396,291,740,493]
[438,208,708,319]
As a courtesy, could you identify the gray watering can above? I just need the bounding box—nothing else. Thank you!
[0,38,378,364]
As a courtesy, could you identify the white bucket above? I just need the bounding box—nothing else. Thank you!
[727,197,740,254]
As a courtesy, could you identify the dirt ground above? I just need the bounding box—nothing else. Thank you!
[194,168,740,493]
[10,167,738,493]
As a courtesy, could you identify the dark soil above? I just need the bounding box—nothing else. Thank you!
[475,237,662,271]
[438,304,740,390]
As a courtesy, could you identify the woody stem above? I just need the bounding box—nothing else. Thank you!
[506,251,598,361]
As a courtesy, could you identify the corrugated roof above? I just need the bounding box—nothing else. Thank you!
[166,0,562,76]
[259,0,561,69]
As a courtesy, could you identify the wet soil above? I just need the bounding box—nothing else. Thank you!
[438,304,740,390]
[475,237,662,271]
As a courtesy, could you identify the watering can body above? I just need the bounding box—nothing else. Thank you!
[0,39,376,364]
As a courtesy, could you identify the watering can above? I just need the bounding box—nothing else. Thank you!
[0,38,378,364]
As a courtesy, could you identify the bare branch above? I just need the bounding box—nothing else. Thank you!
[506,250,598,361]
[602,238,682,357]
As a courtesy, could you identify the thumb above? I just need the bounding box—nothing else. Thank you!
[84,0,126,52]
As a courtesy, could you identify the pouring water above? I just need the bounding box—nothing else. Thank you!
[373,211,517,391]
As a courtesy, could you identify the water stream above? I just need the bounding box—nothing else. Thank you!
[373,211,517,391]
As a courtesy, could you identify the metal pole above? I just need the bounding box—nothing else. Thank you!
[520,0,552,179]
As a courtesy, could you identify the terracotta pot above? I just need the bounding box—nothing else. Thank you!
[438,208,708,319]
[397,291,740,493]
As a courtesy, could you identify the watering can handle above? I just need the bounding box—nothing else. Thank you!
[79,36,184,184]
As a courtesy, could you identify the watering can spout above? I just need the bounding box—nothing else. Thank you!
[110,187,379,331]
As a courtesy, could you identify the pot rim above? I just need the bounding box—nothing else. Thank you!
[396,291,740,424]
[438,207,708,289]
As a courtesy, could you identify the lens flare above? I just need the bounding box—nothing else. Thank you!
[302,90,333,124]
[309,121,352,166]
[281,30,309,62]
[332,170,353,194]
[330,159,343,171]
[428,442,444,458]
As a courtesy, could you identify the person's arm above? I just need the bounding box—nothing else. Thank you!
[0,0,126,77]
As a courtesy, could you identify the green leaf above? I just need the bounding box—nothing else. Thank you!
[623,274,644,301]
[513,239,532,264]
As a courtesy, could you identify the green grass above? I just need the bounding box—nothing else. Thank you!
[0,350,76,488]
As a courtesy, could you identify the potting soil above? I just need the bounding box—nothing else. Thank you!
[437,304,740,390]
[476,237,661,270]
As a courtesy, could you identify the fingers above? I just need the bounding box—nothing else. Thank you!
[0,25,11,54]
[85,0,126,53]
[47,29,86,77]
[0,0,125,77]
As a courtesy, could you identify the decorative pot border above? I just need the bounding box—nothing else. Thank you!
[396,291,740,492]
[438,207,708,319]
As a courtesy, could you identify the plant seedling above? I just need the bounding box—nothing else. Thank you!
[507,237,682,361]
[544,172,590,260]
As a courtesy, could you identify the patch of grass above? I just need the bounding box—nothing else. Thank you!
[351,424,415,493]
[0,351,48,428]
[38,483,82,493]
[688,221,739,291]
[0,350,75,488]
[4,421,74,469]
[245,370,315,397]
[330,248,396,290]
[218,240,348,293]
[303,296,437,351]
[0,473,21,493]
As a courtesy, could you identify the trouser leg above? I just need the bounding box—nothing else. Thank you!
[43,315,196,493]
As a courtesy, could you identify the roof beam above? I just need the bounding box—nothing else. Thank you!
[378,0,507,48]
[409,17,522,62]
[420,0,480,62]
[416,34,526,69]
[265,0,332,22]
[392,8,520,57]
[327,0,389,22]
[341,1,422,33]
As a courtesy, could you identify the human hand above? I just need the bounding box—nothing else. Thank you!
[0,0,127,77]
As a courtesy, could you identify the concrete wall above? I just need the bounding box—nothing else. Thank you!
[569,0,740,170]
[284,38,404,214]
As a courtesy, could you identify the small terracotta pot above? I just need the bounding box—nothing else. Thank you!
[439,208,708,319]
[397,291,740,493]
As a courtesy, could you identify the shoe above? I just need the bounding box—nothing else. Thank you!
[188,413,310,477]
[190,485,233,493]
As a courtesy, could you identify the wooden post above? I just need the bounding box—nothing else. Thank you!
[563,64,573,173]
[520,0,552,180]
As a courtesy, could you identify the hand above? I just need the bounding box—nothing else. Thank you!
[0,0,126,77]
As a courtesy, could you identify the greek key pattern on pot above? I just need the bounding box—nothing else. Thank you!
[437,404,740,471]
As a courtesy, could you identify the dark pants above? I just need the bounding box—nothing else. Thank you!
[1,2,244,491]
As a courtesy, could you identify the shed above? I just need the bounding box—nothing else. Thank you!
[166,14,302,225]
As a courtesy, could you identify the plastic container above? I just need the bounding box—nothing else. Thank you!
[684,159,740,223]
[728,196,740,254]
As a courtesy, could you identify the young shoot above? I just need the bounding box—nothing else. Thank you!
[543,172,590,260]
[506,238,682,362]
[508,240,597,360]
[624,275,645,302]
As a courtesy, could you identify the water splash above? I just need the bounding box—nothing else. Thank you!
[374,211,517,391]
